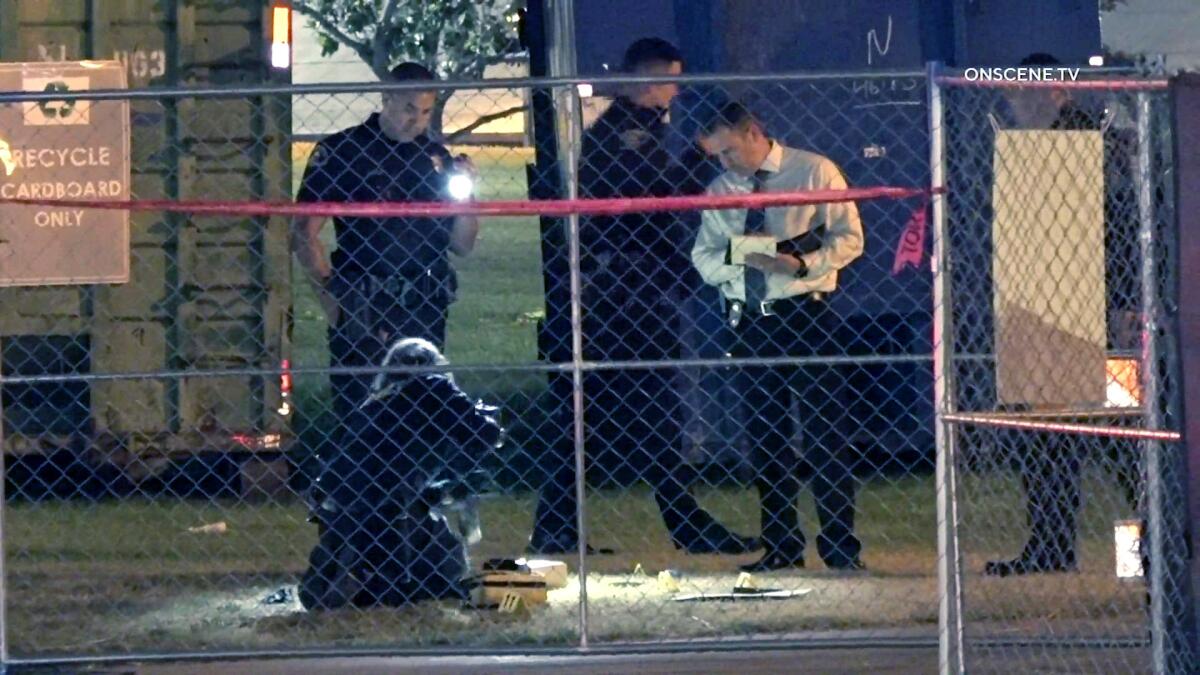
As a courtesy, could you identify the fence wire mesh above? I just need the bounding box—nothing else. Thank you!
[0,67,1190,671]
[940,71,1195,672]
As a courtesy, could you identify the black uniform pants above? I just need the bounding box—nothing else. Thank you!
[1010,428,1142,567]
[532,278,737,549]
[1002,302,1143,568]
[731,295,862,567]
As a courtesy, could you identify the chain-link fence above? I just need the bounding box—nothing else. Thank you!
[937,68,1195,672]
[0,66,1192,671]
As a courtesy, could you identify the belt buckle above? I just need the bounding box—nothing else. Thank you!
[759,300,776,317]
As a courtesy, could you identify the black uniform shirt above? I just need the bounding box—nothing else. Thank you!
[1046,101,1140,331]
[578,97,699,277]
[315,374,504,508]
[297,113,455,278]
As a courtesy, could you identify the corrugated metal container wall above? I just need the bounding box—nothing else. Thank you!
[0,0,292,458]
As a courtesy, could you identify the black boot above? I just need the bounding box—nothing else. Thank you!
[984,548,1077,577]
[678,532,762,555]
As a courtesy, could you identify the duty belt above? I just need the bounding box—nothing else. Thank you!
[727,292,826,328]
[347,268,454,307]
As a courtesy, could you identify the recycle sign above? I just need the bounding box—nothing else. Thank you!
[0,59,130,286]
[37,81,76,119]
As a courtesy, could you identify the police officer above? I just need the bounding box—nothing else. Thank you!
[529,39,755,555]
[293,62,480,425]
[982,54,1142,577]
[299,337,505,610]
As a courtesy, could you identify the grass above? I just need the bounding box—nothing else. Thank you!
[4,470,1151,656]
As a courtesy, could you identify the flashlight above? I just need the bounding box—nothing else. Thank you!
[447,171,474,201]
[440,151,475,202]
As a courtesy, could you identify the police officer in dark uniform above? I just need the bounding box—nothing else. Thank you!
[293,62,480,426]
[299,337,505,610]
[982,54,1143,576]
[529,39,756,555]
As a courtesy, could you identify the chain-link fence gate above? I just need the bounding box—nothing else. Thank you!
[935,66,1196,672]
[0,65,1192,672]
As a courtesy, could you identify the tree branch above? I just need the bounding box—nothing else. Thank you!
[413,0,435,69]
[444,104,528,142]
[485,51,523,67]
[372,0,402,74]
[293,1,374,66]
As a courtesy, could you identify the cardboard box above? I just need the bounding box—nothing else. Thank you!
[525,559,568,589]
[468,571,548,608]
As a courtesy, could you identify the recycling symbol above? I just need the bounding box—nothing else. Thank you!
[37,81,76,119]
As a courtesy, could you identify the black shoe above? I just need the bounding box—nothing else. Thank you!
[984,555,1075,577]
[682,534,762,555]
[826,557,867,572]
[739,550,805,572]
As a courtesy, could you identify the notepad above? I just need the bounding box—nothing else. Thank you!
[729,234,776,265]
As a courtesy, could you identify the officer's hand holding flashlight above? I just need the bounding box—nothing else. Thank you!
[446,153,478,202]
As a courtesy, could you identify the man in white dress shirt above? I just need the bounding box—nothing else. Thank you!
[692,102,867,572]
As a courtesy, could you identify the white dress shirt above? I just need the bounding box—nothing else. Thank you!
[691,141,865,302]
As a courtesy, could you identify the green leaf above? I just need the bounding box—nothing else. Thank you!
[302,0,526,129]
[318,35,340,58]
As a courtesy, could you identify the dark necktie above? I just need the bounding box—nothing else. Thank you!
[744,169,771,309]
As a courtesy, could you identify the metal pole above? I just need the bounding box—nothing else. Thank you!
[546,0,588,650]
[0,69,936,103]
[1136,90,1170,674]
[929,61,964,675]
[563,82,589,651]
[1137,89,1199,674]
[1165,70,1200,670]
[0,333,7,667]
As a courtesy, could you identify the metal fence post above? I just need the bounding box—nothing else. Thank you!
[928,61,964,675]
[546,0,588,649]
[1136,87,1167,675]
[0,334,7,667]
[1168,71,1200,672]
[1139,88,1199,674]
[562,80,590,650]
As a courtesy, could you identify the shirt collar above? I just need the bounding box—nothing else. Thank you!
[758,141,783,174]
